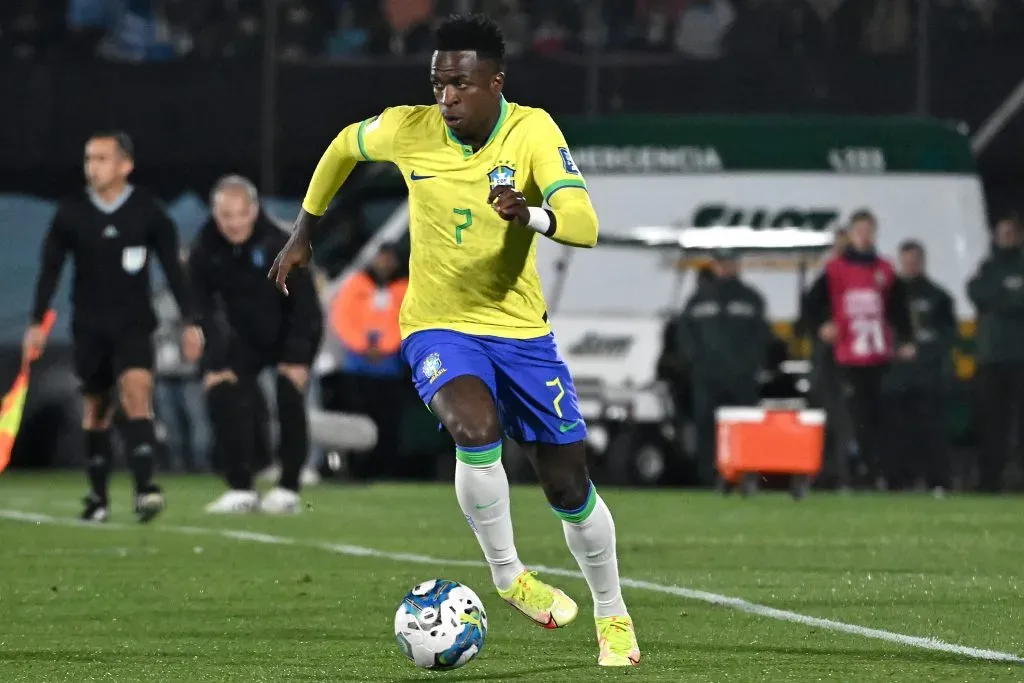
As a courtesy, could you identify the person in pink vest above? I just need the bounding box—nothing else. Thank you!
[802,210,916,490]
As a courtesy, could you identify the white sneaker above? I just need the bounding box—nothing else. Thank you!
[300,467,321,487]
[204,490,259,514]
[260,487,300,515]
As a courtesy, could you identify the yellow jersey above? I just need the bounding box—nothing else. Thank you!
[301,98,599,340]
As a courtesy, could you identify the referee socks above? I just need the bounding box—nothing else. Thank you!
[85,429,112,501]
[121,418,158,493]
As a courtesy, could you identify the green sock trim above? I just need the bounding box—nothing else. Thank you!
[455,443,502,466]
[552,484,598,524]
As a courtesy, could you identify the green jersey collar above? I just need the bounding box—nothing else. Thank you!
[445,96,509,158]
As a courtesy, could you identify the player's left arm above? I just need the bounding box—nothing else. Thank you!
[271,107,411,294]
[149,206,193,322]
[489,111,598,248]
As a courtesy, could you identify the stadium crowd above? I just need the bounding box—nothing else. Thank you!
[2,0,1024,62]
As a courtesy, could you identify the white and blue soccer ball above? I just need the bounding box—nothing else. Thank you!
[393,579,488,669]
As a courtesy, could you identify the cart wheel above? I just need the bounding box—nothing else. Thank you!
[790,474,811,501]
[606,430,665,486]
[739,473,759,497]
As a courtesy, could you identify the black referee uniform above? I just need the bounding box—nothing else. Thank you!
[189,212,323,495]
[31,186,192,515]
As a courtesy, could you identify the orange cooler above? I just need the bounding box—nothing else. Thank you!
[715,407,825,483]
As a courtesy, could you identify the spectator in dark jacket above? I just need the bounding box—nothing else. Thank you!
[677,250,771,486]
[967,214,1024,492]
[188,175,323,514]
[882,240,956,493]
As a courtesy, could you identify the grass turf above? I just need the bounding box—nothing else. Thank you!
[0,473,1021,682]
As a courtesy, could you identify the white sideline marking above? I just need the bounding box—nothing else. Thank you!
[1,509,1021,665]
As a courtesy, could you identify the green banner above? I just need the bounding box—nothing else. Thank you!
[558,116,976,174]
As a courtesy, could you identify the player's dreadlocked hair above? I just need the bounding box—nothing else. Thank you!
[435,14,506,71]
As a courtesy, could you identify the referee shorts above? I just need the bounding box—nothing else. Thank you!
[73,325,155,395]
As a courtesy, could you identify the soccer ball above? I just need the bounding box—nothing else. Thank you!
[393,578,488,669]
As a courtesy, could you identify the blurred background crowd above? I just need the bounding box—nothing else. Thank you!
[2,0,1023,62]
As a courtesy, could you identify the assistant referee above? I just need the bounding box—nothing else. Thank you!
[24,131,202,523]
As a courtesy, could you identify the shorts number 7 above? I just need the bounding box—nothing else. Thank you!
[545,377,565,418]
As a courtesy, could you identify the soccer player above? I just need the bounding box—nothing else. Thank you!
[189,175,323,514]
[269,14,640,668]
[24,131,203,522]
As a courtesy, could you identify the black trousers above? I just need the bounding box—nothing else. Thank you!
[837,364,888,484]
[975,362,1024,492]
[881,388,950,489]
[812,349,853,488]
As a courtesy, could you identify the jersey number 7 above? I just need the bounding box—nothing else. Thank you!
[453,208,473,245]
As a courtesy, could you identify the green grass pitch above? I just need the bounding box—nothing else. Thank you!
[0,473,1021,682]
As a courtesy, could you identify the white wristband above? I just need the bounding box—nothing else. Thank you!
[525,206,552,235]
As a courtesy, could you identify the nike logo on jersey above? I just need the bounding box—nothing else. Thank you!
[409,171,435,181]
[559,419,582,433]
[474,499,500,510]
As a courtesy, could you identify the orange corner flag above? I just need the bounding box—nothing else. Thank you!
[0,310,57,474]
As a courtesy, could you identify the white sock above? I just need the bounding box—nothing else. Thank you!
[455,444,526,591]
[559,488,629,618]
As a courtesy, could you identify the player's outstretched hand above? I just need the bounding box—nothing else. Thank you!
[488,185,529,224]
[269,230,313,296]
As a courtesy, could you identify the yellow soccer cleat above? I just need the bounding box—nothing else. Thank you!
[596,615,641,667]
[497,570,578,629]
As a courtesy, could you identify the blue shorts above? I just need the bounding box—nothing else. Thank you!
[401,329,587,445]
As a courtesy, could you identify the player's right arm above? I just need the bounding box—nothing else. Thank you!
[270,107,411,294]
